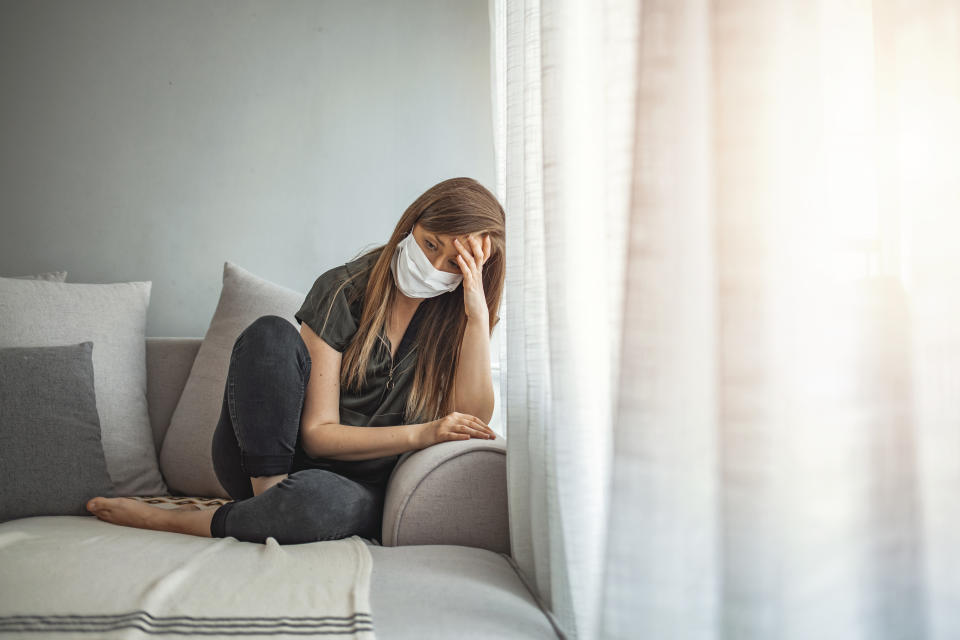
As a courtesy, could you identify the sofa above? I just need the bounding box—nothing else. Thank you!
[0,268,560,639]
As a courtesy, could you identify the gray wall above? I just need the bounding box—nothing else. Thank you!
[0,0,496,338]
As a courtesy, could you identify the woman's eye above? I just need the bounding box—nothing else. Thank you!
[426,241,436,251]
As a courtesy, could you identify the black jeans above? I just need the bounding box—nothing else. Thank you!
[209,315,385,545]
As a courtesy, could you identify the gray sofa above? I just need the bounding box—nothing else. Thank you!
[3,336,558,639]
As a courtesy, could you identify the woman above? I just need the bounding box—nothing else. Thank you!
[85,177,505,544]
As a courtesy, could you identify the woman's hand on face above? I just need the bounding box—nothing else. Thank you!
[454,234,491,324]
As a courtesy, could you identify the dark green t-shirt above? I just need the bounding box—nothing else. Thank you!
[291,250,428,486]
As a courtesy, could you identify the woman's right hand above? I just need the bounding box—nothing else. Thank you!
[414,412,497,449]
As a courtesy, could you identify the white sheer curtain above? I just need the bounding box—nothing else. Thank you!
[491,0,960,638]
[490,0,634,637]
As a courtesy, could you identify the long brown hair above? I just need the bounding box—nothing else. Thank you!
[337,177,505,424]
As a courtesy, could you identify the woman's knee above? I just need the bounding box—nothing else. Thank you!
[235,315,307,358]
[240,315,299,344]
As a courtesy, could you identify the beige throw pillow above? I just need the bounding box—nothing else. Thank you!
[159,262,305,497]
[8,271,67,281]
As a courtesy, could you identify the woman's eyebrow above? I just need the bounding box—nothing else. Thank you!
[430,234,446,247]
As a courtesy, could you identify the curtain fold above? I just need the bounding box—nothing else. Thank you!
[492,0,960,638]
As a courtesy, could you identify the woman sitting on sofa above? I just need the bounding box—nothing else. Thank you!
[86,176,505,545]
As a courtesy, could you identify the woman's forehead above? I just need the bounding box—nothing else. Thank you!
[419,227,484,241]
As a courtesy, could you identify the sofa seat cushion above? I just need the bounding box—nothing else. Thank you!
[367,544,559,639]
[0,515,558,639]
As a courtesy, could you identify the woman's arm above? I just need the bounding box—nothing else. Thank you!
[452,315,495,424]
[300,322,425,460]
[302,422,422,460]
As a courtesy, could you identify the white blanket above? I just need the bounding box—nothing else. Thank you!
[0,515,376,639]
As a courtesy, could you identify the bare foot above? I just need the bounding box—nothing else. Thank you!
[86,496,169,531]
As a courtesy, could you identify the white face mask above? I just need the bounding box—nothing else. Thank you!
[390,229,463,298]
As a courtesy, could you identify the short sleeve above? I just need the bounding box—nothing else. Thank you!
[294,267,358,352]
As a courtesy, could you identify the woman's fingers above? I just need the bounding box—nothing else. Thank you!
[469,235,483,263]
[471,235,488,268]
[448,411,496,439]
[462,425,494,439]
[455,255,471,283]
[455,253,470,279]
[453,238,473,271]
[464,416,495,438]
[454,238,477,272]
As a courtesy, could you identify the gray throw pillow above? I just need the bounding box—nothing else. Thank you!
[0,342,117,523]
[159,261,306,497]
[0,276,166,496]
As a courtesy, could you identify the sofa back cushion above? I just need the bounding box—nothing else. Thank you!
[145,338,203,456]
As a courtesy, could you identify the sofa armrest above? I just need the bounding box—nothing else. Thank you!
[381,436,509,554]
